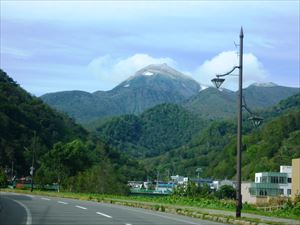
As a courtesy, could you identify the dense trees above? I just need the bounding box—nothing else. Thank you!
[95,103,204,157]
[0,70,145,194]
[142,94,300,180]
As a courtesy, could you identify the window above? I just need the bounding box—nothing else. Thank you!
[279,177,285,184]
[271,176,279,183]
[279,189,284,195]
[288,178,292,183]
[259,189,268,196]
[287,189,291,195]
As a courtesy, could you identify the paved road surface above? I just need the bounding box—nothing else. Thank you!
[0,192,224,225]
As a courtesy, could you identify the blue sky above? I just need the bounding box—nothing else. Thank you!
[1,1,299,96]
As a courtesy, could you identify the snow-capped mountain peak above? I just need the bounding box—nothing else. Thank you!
[134,63,192,80]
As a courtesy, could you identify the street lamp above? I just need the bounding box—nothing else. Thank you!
[211,27,263,218]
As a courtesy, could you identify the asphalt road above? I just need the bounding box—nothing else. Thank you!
[0,192,225,225]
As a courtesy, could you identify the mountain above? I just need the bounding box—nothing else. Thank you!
[0,69,145,193]
[183,87,236,119]
[41,64,201,123]
[94,103,205,158]
[243,83,299,108]
[141,93,300,180]
[183,83,299,119]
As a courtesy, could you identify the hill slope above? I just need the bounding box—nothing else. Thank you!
[183,84,299,119]
[0,69,145,193]
[0,69,88,174]
[142,93,300,180]
[94,103,205,157]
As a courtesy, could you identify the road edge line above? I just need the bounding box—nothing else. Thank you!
[12,199,32,225]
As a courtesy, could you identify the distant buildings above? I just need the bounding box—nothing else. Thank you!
[170,175,188,185]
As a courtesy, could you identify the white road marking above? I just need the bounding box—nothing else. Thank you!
[76,205,87,210]
[96,212,112,218]
[41,197,50,201]
[58,201,68,205]
[125,224,132,225]
[12,199,32,225]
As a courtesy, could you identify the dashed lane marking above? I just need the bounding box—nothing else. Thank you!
[76,205,87,210]
[58,201,68,205]
[96,211,112,218]
[41,197,50,201]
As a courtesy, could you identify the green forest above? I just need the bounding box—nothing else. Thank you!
[0,69,145,193]
[142,94,300,180]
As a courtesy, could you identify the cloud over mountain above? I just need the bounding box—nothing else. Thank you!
[87,54,177,90]
[194,51,269,90]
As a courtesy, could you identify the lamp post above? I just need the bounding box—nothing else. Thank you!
[30,131,36,192]
[211,27,262,218]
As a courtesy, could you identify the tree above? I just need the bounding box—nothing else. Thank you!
[215,185,236,199]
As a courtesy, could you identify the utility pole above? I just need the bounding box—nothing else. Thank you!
[11,161,14,180]
[236,27,243,218]
[30,131,36,192]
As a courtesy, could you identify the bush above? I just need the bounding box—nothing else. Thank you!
[0,168,7,187]
[215,185,235,199]
[292,202,300,216]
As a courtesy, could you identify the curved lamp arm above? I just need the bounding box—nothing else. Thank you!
[242,95,264,127]
[212,66,240,88]
[216,66,240,78]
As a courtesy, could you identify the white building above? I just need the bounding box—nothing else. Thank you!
[242,165,292,204]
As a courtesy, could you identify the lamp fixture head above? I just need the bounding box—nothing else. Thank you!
[248,116,263,127]
[211,77,225,89]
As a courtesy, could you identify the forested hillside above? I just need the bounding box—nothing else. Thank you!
[94,103,205,157]
[142,93,300,180]
[183,85,299,120]
[0,69,145,193]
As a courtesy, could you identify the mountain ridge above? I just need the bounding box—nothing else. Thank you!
[41,64,299,123]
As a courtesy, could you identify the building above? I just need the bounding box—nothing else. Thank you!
[250,166,291,197]
[242,165,292,204]
[170,175,188,185]
[292,158,300,200]
[155,182,175,194]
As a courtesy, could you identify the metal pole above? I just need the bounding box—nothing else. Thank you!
[31,131,36,192]
[236,27,244,218]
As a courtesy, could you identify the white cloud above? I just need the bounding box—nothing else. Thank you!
[193,51,269,90]
[87,54,177,90]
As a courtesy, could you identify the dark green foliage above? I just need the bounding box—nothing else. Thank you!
[142,120,236,178]
[95,103,205,157]
[0,69,146,194]
[142,94,300,180]
[0,168,7,187]
[0,69,87,177]
[65,164,130,195]
[215,185,236,199]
